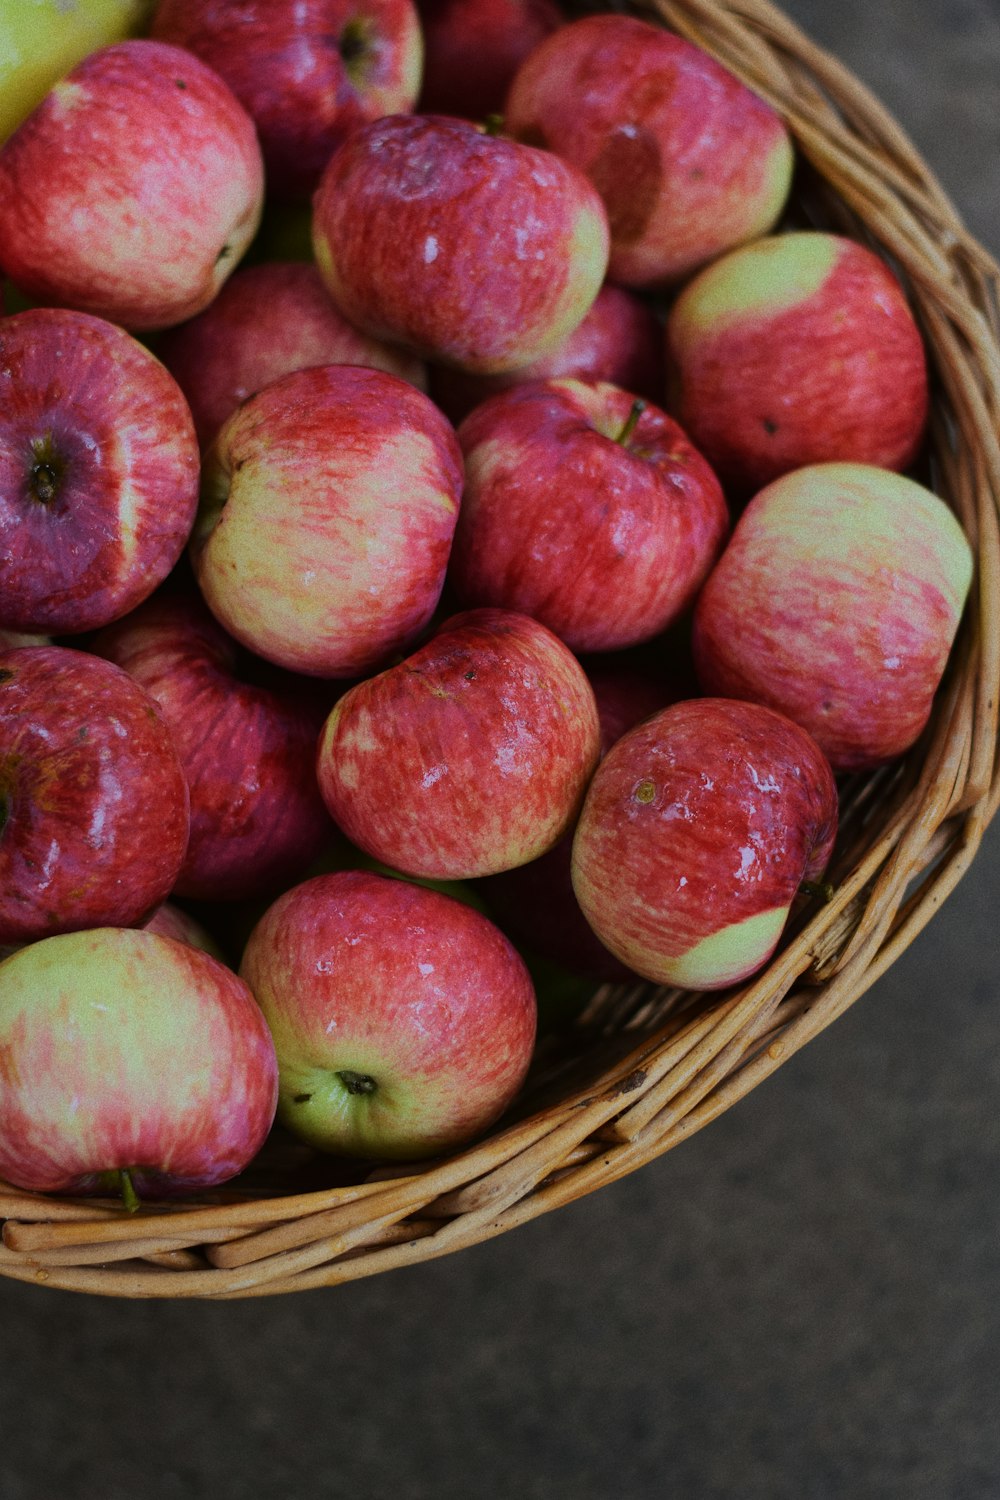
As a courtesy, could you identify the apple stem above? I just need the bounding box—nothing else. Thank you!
[118,1168,141,1214]
[482,114,505,138]
[615,399,646,448]
[800,879,835,903]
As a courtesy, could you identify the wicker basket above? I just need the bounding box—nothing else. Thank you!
[3,0,999,1299]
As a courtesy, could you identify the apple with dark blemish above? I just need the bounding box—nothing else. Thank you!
[505,13,793,287]
[666,233,930,496]
[416,0,561,121]
[572,698,839,990]
[312,113,610,373]
[316,608,601,879]
[240,870,536,1160]
[0,647,190,946]
[448,378,728,652]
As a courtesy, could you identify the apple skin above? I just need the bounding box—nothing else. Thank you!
[572,698,839,990]
[416,0,561,121]
[693,463,974,772]
[93,593,335,902]
[156,261,427,450]
[0,928,278,1198]
[448,378,728,652]
[144,901,225,960]
[0,40,264,330]
[190,363,463,678]
[504,13,794,288]
[312,113,610,374]
[316,608,602,879]
[0,308,200,635]
[0,647,190,946]
[240,870,537,1160]
[429,281,665,426]
[151,0,423,201]
[666,233,930,496]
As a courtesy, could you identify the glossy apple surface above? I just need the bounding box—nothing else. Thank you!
[0,928,277,1197]
[240,870,537,1160]
[317,608,601,879]
[0,309,199,634]
[505,13,793,287]
[449,378,728,651]
[417,0,561,120]
[572,698,839,989]
[0,40,264,329]
[190,363,463,677]
[0,647,190,945]
[666,233,930,495]
[152,0,422,200]
[313,113,610,374]
[693,463,974,771]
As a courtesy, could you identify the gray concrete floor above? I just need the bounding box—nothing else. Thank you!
[2,2,999,1496]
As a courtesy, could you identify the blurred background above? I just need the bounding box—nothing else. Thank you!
[1,1,998,1496]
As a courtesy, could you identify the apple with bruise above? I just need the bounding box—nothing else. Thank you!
[572,698,839,990]
[417,0,561,121]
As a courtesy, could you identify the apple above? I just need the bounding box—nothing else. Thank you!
[429,281,666,426]
[417,0,561,121]
[190,363,463,678]
[316,608,601,879]
[144,900,225,960]
[0,928,277,1199]
[0,308,200,635]
[0,40,264,330]
[151,0,423,202]
[572,698,839,989]
[93,593,335,901]
[448,378,728,652]
[312,113,610,374]
[156,261,427,451]
[0,646,190,946]
[240,870,536,1160]
[666,232,930,495]
[692,463,974,772]
[505,13,794,287]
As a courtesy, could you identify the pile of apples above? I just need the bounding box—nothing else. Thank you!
[0,1,974,1208]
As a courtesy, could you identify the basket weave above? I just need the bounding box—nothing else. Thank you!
[3,0,999,1299]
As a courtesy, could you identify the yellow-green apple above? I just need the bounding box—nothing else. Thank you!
[0,309,199,635]
[0,647,189,946]
[504,13,794,287]
[692,463,974,771]
[0,40,264,330]
[448,378,728,652]
[144,901,224,959]
[416,0,561,120]
[190,363,463,677]
[666,232,930,496]
[312,113,610,374]
[151,0,423,201]
[240,870,536,1159]
[317,608,601,878]
[0,928,277,1199]
[429,281,665,426]
[93,594,335,901]
[572,698,838,989]
[156,261,426,451]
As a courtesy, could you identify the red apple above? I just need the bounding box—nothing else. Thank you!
[93,593,335,902]
[156,261,427,450]
[0,647,190,946]
[0,308,200,635]
[429,281,665,425]
[693,463,974,771]
[417,0,561,121]
[0,41,264,329]
[317,608,601,879]
[240,870,536,1159]
[448,378,728,652]
[152,0,423,201]
[505,13,794,287]
[572,698,839,989]
[0,928,278,1198]
[666,232,930,495]
[190,363,463,678]
[312,113,610,373]
[144,901,225,960]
